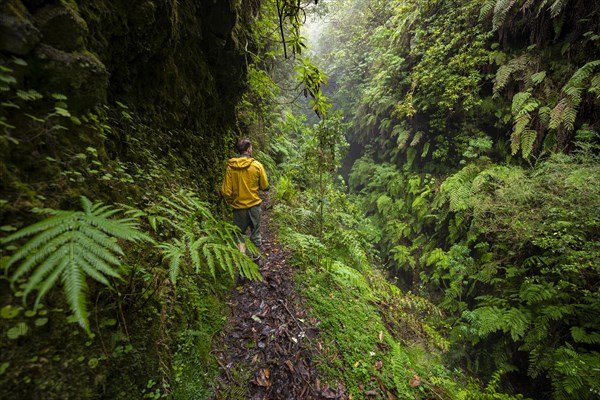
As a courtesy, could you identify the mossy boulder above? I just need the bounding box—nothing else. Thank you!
[33,44,108,111]
[33,2,88,52]
[0,0,41,55]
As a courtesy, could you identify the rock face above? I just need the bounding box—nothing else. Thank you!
[0,1,262,399]
[0,0,41,55]
[33,3,88,52]
[1,0,250,125]
[33,44,108,110]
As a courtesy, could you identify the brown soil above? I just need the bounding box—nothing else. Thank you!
[213,199,347,399]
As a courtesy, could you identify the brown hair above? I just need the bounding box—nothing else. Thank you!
[236,138,252,154]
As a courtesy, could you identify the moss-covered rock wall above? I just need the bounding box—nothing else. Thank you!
[0,0,261,398]
[1,0,254,213]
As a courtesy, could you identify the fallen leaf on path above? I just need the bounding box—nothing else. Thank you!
[255,368,272,387]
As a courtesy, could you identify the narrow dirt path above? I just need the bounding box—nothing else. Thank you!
[213,197,346,399]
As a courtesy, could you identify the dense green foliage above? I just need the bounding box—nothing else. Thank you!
[2,0,598,398]
[310,0,600,398]
[265,108,527,398]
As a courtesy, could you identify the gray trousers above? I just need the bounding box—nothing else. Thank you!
[232,204,262,249]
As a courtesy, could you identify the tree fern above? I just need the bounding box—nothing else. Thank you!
[1,197,152,332]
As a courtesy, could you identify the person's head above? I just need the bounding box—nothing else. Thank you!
[236,138,252,155]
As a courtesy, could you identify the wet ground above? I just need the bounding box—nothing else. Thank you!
[213,200,347,399]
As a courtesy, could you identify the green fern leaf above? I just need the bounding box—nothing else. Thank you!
[494,54,531,95]
[549,98,568,130]
[157,240,185,285]
[410,131,424,147]
[549,0,568,17]
[492,0,519,31]
[521,129,537,158]
[479,0,496,19]
[63,261,89,331]
[2,197,151,332]
[571,327,600,344]
[511,91,532,115]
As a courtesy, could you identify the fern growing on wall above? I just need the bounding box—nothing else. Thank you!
[550,60,600,132]
[510,91,540,157]
[1,197,152,332]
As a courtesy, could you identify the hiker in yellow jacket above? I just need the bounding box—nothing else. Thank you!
[221,138,269,258]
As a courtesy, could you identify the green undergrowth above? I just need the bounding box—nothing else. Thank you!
[0,237,233,399]
[270,154,527,398]
[0,67,241,399]
[296,262,526,399]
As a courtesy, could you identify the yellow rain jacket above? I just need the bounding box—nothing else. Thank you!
[221,156,269,209]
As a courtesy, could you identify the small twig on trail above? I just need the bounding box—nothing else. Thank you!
[279,299,304,332]
[214,354,233,381]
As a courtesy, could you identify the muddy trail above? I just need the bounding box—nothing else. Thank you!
[213,198,347,399]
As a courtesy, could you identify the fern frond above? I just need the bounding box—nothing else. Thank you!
[511,91,532,115]
[325,259,373,297]
[9,231,72,281]
[35,260,65,307]
[2,198,151,332]
[3,217,76,269]
[494,54,531,95]
[492,0,519,30]
[78,224,124,256]
[410,131,424,147]
[549,98,566,129]
[1,213,74,245]
[590,74,600,98]
[80,259,111,286]
[22,244,70,297]
[80,251,121,279]
[396,128,411,150]
[157,240,185,285]
[63,262,89,331]
[80,196,93,213]
[202,245,216,278]
[520,129,537,158]
[436,164,480,212]
[571,327,600,345]
[480,0,496,19]
[546,60,600,132]
[548,0,567,17]
[566,60,600,86]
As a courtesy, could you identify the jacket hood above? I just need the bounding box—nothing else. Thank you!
[227,156,255,170]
